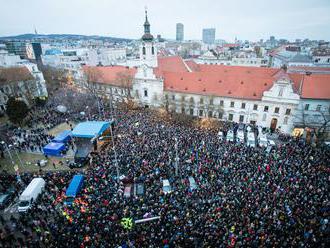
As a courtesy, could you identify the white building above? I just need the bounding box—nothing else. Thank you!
[80,11,330,138]
[0,65,48,112]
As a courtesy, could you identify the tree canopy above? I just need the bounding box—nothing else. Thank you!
[6,97,29,125]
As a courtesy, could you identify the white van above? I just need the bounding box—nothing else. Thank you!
[188,176,197,191]
[247,133,255,147]
[226,131,234,142]
[218,131,224,140]
[162,179,172,194]
[18,178,45,212]
[259,136,268,147]
[237,131,245,143]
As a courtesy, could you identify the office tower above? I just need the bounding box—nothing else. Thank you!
[202,28,215,44]
[176,23,184,41]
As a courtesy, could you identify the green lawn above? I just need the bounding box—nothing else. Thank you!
[0,152,69,174]
[48,122,76,136]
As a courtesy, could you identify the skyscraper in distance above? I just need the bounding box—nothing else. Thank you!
[202,28,216,44]
[176,23,184,41]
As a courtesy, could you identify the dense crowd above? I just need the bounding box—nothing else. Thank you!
[0,106,329,247]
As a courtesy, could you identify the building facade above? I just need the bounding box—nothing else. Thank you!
[176,23,184,42]
[0,65,48,112]
[80,11,330,138]
[202,28,216,44]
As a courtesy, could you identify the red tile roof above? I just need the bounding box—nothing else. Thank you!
[0,66,33,84]
[300,74,330,99]
[83,65,137,87]
[163,67,281,100]
[154,56,189,77]
[185,60,200,72]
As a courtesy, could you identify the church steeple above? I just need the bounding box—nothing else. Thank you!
[142,9,153,41]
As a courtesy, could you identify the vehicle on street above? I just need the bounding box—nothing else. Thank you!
[65,175,84,205]
[18,178,46,212]
[124,184,132,198]
[162,179,172,194]
[218,131,223,140]
[247,133,256,147]
[237,131,245,143]
[188,176,197,191]
[226,130,234,142]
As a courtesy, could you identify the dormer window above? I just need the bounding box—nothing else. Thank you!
[278,87,284,97]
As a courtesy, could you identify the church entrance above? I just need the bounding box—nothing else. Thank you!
[270,118,278,132]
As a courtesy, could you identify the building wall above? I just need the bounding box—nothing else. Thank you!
[176,23,184,41]
[294,99,330,138]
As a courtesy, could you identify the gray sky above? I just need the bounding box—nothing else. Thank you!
[1,0,330,41]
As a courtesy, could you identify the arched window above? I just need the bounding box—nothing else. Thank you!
[283,116,288,125]
[152,46,154,55]
[142,46,146,55]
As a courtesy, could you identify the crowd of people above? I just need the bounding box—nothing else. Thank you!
[0,103,329,247]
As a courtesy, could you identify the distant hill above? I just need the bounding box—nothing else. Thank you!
[0,33,132,42]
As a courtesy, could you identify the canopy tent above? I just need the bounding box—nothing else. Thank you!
[72,121,110,139]
[56,105,67,113]
[43,142,66,157]
[53,130,72,143]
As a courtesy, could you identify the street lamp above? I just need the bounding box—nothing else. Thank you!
[1,141,14,165]
[109,123,120,184]
[174,137,179,177]
[13,143,23,168]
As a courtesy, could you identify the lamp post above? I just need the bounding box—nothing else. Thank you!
[174,137,179,177]
[13,143,23,168]
[110,124,120,183]
[1,141,14,165]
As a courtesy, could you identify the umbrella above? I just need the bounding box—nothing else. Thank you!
[56,105,67,113]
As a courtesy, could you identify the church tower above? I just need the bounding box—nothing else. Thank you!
[140,10,158,68]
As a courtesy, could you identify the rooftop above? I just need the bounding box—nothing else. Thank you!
[0,66,34,84]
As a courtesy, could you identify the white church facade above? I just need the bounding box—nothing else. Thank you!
[79,11,330,137]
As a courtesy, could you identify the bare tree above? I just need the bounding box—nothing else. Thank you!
[294,104,330,144]
[39,65,67,94]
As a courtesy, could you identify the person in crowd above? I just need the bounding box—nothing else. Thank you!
[0,94,329,247]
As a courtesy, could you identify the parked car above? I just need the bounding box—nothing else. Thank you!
[247,133,256,147]
[237,131,245,143]
[18,178,46,212]
[259,136,268,147]
[135,183,145,196]
[0,192,14,210]
[218,131,224,140]
[226,130,234,142]
[188,176,197,191]
[162,179,172,194]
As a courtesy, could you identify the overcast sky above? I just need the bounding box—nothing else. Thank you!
[1,0,330,42]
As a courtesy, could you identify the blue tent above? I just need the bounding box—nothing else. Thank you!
[43,142,66,157]
[72,121,110,139]
[53,130,71,143]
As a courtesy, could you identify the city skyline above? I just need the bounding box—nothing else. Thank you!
[1,0,330,42]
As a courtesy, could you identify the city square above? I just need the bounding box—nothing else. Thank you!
[0,0,329,247]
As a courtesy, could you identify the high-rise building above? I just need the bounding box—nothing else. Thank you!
[5,41,28,59]
[202,28,216,44]
[176,23,184,41]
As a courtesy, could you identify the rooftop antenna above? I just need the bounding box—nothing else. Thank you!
[34,25,38,35]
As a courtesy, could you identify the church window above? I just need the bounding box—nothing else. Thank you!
[278,87,284,97]
[142,46,146,55]
[144,89,148,97]
[283,117,288,125]
[274,107,280,114]
[152,46,154,55]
